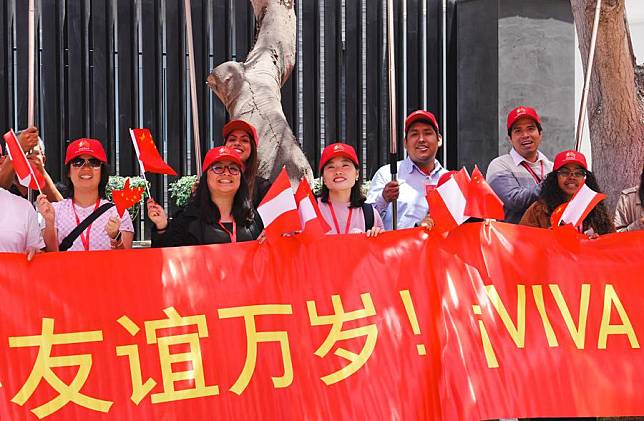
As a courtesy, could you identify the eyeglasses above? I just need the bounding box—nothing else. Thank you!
[557,169,586,178]
[70,157,103,168]
[209,164,241,175]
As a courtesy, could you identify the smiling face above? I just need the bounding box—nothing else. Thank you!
[557,163,586,199]
[207,159,241,196]
[322,156,359,193]
[68,154,103,192]
[509,117,542,162]
[224,129,253,163]
[404,121,442,168]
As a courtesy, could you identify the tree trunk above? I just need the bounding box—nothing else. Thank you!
[570,0,644,210]
[207,0,312,185]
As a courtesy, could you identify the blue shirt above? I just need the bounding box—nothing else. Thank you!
[367,157,447,230]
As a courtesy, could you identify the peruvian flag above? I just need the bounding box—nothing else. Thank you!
[130,128,177,176]
[426,168,471,233]
[257,167,300,240]
[554,183,606,228]
[464,165,505,220]
[3,129,45,191]
[295,177,331,240]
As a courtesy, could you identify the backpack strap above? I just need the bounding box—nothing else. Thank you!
[362,202,374,231]
[59,202,115,251]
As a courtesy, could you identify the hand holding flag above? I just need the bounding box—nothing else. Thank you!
[551,183,606,229]
[3,129,45,192]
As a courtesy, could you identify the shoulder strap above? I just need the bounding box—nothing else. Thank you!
[59,203,115,251]
[362,202,374,231]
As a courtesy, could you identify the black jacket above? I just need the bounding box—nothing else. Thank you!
[151,204,263,247]
[252,176,272,208]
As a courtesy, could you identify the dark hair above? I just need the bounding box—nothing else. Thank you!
[224,133,259,203]
[507,121,542,137]
[319,162,365,209]
[63,162,110,199]
[540,169,614,234]
[639,164,644,205]
[190,170,255,226]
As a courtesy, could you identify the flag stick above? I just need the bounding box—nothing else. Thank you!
[441,0,447,166]
[129,129,153,200]
[184,0,203,176]
[575,0,602,152]
[387,0,398,230]
[27,0,37,202]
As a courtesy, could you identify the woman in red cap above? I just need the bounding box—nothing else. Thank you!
[222,119,271,208]
[317,143,384,236]
[520,150,615,236]
[37,138,134,251]
[147,146,262,246]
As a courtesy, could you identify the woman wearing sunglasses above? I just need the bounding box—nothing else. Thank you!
[37,138,134,251]
[520,150,615,236]
[147,146,263,246]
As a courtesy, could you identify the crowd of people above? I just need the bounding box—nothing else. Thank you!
[1,107,642,257]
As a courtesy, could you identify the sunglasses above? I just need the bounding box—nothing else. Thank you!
[209,164,241,175]
[557,169,586,178]
[70,157,103,168]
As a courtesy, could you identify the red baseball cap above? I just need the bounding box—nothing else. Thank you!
[65,138,107,164]
[507,106,541,131]
[222,119,259,145]
[202,146,245,171]
[319,143,359,170]
[404,110,440,134]
[553,150,588,171]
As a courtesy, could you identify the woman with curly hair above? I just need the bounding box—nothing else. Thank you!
[520,150,615,236]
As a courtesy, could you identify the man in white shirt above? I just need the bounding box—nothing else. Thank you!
[486,106,554,224]
[367,110,448,230]
[0,186,45,255]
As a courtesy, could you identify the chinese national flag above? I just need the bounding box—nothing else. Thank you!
[295,177,331,241]
[111,178,145,217]
[464,165,505,220]
[3,129,46,191]
[256,167,300,241]
[130,128,177,176]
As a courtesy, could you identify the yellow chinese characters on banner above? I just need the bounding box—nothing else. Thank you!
[8,318,112,419]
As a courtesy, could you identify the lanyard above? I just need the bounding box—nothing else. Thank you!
[520,161,545,183]
[328,204,353,234]
[218,220,237,243]
[71,198,101,251]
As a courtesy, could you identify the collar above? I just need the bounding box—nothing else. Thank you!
[510,148,548,167]
[404,156,444,176]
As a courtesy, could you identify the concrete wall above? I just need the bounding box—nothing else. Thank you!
[455,0,575,171]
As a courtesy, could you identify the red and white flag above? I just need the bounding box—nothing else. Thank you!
[3,129,45,191]
[464,165,505,220]
[257,167,300,240]
[426,168,471,233]
[554,183,606,228]
[295,177,331,240]
[130,128,177,176]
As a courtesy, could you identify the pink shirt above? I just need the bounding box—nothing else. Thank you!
[51,198,134,251]
[317,198,384,235]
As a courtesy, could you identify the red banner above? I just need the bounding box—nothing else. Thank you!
[0,223,643,420]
